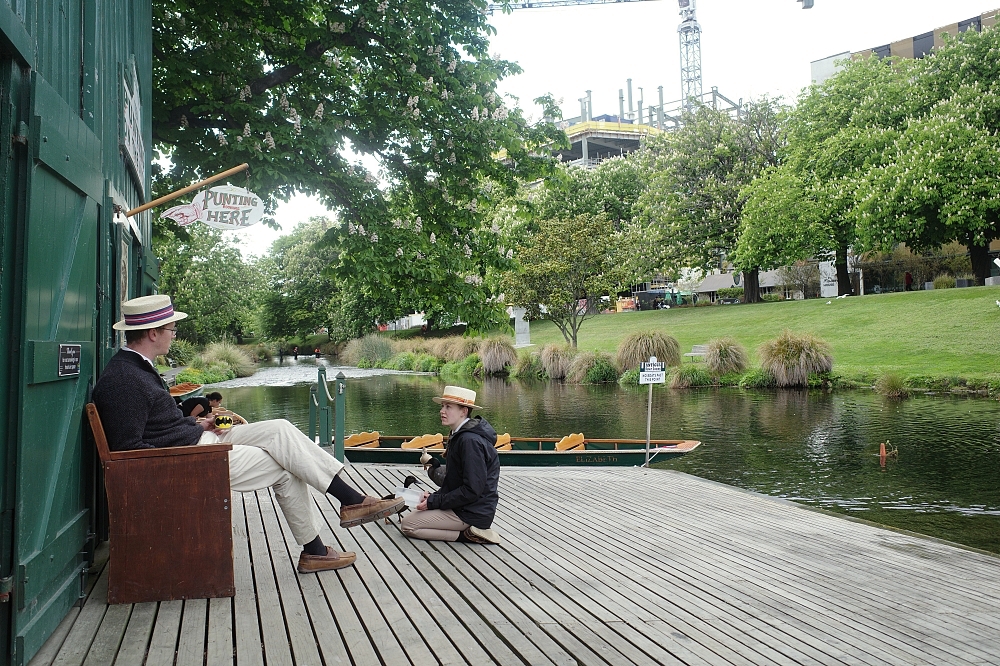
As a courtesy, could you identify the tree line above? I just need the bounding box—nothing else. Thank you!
[151,1,1000,346]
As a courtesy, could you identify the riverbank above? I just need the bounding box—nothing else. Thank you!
[528,286,1000,389]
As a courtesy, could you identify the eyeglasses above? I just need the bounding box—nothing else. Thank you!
[159,326,178,337]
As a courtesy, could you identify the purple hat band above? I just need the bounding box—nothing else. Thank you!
[124,304,175,327]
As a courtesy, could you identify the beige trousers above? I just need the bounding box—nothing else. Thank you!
[400,509,469,542]
[201,419,346,545]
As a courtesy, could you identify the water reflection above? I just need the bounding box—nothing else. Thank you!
[216,369,1000,553]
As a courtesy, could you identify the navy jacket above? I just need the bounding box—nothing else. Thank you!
[92,349,203,450]
[426,416,500,528]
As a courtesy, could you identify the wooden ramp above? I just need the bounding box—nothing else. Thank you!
[31,466,1000,666]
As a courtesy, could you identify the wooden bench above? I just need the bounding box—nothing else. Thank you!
[555,433,585,451]
[85,403,235,605]
[683,344,708,361]
[401,433,444,450]
[495,433,512,451]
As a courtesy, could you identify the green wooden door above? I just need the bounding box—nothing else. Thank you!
[9,72,103,666]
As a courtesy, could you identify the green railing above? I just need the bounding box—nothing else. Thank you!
[307,367,346,461]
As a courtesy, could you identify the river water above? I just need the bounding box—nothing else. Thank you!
[210,360,1000,554]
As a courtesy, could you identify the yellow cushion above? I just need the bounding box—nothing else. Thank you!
[401,433,444,450]
[555,433,585,451]
[495,433,512,451]
[345,431,380,448]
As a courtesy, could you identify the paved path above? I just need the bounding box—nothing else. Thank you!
[30,465,1000,665]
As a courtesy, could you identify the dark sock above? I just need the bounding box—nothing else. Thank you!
[327,475,365,506]
[302,535,327,556]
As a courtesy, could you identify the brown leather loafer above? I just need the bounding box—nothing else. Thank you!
[339,496,406,528]
[297,546,356,573]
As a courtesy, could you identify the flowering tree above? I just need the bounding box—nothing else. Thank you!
[640,98,785,302]
[853,28,1000,283]
[736,55,922,296]
[153,0,564,330]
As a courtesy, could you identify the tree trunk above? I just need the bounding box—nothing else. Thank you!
[836,243,854,296]
[968,240,991,286]
[743,268,760,303]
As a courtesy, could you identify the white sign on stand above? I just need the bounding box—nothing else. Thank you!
[640,356,666,466]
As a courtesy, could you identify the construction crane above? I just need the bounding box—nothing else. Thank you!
[676,0,701,110]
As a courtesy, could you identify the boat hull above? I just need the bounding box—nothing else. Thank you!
[344,440,699,467]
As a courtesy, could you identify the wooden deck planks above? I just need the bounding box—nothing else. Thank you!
[34,464,1000,666]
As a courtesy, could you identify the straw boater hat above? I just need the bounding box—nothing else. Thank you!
[113,295,188,331]
[432,385,483,410]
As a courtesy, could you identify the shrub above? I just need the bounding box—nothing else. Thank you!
[540,344,576,380]
[760,293,785,302]
[511,352,546,380]
[386,352,416,371]
[616,331,680,372]
[201,341,256,377]
[875,372,910,399]
[705,337,748,376]
[670,365,713,388]
[343,334,394,366]
[413,353,443,373]
[441,353,482,377]
[933,274,956,289]
[246,343,273,362]
[585,353,620,384]
[717,372,742,387]
[480,336,517,375]
[739,368,776,389]
[176,362,235,385]
[166,338,198,366]
[758,331,833,388]
[716,287,744,299]
[435,337,481,362]
[618,368,640,386]
[566,352,619,384]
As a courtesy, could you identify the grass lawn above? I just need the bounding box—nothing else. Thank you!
[528,285,1000,383]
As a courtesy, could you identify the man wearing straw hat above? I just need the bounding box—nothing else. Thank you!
[92,295,404,573]
[401,385,501,544]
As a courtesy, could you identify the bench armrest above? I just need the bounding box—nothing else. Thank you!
[106,443,232,461]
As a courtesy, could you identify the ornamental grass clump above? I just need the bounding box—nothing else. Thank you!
[758,330,833,388]
[511,352,546,380]
[540,344,575,380]
[670,365,713,389]
[616,331,680,372]
[433,336,482,362]
[875,372,910,400]
[479,336,517,375]
[343,334,393,367]
[201,341,255,378]
[565,351,619,384]
[705,337,748,376]
[386,352,416,371]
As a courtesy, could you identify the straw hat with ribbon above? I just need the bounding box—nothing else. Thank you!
[113,295,188,331]
[432,385,482,410]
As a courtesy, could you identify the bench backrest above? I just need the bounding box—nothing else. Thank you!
[691,345,708,353]
[495,433,512,451]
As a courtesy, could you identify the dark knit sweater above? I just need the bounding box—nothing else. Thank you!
[92,349,203,451]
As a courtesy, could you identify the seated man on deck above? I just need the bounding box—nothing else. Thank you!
[401,386,501,544]
[92,295,404,573]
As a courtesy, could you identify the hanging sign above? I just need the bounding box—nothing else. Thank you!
[160,185,264,230]
[639,360,666,385]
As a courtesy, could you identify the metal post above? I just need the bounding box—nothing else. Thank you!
[619,89,625,122]
[586,90,592,121]
[581,136,589,164]
[334,372,346,462]
[637,100,644,127]
[658,86,665,129]
[317,367,331,447]
[308,385,318,441]
[627,78,633,121]
[645,381,653,467]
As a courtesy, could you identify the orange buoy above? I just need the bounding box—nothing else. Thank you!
[879,441,887,468]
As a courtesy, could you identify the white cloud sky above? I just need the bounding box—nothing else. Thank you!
[230,0,996,256]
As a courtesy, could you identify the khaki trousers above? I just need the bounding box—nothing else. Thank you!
[201,419,345,545]
[400,509,469,542]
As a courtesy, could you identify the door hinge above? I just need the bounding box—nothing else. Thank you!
[0,574,13,603]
